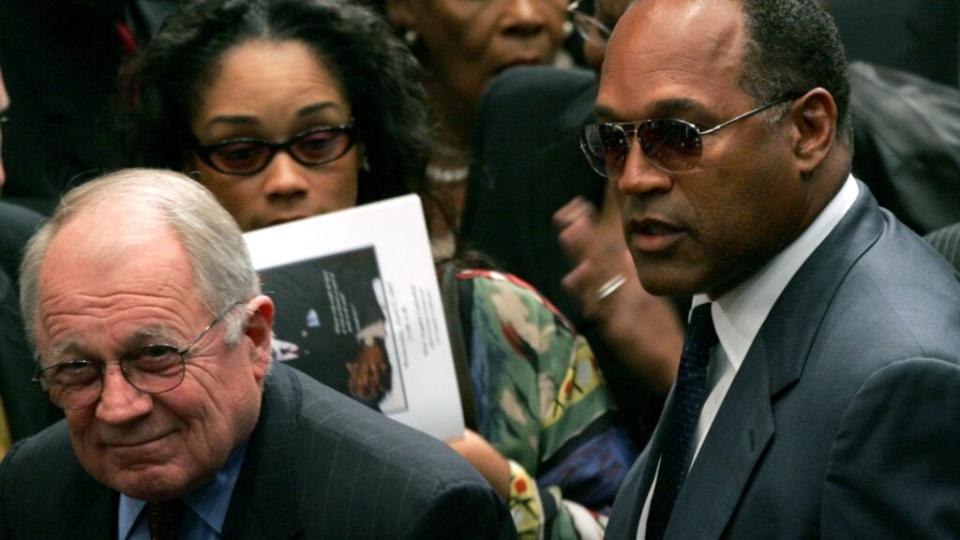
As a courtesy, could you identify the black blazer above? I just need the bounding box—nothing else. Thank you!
[605,184,960,539]
[462,66,601,323]
[0,363,517,539]
[0,270,61,443]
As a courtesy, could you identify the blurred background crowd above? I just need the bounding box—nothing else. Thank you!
[0,0,957,537]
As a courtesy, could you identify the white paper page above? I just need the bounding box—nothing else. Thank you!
[243,195,465,440]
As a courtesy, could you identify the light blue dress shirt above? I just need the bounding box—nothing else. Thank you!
[118,442,248,540]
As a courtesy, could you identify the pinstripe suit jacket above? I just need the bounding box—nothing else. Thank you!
[0,363,516,539]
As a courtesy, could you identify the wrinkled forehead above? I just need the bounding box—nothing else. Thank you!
[37,211,195,311]
[35,222,203,353]
[598,0,749,117]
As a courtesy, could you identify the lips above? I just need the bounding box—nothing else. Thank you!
[102,431,172,448]
[627,217,686,253]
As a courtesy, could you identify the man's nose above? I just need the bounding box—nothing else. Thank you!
[95,364,153,424]
[617,133,673,197]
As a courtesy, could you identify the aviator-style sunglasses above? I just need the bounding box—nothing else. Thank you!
[194,123,356,176]
[581,95,801,177]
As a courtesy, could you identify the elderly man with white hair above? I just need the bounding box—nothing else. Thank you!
[0,169,515,539]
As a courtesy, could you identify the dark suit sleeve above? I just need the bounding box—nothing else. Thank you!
[822,357,960,537]
[402,479,517,540]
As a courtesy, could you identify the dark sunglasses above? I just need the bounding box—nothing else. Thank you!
[581,96,800,177]
[194,123,356,176]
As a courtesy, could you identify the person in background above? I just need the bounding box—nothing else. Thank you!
[0,62,62,460]
[117,1,636,537]
[460,0,684,449]
[0,0,178,214]
[586,0,960,537]
[380,0,570,257]
[1,168,514,539]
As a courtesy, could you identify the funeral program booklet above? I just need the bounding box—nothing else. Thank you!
[243,195,465,440]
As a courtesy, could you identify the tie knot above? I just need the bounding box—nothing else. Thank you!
[145,499,185,540]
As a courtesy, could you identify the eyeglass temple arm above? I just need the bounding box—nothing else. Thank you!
[698,96,798,136]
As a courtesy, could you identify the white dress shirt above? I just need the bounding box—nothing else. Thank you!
[636,175,859,539]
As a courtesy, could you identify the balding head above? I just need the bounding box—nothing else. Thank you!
[597,0,850,297]
[20,168,261,347]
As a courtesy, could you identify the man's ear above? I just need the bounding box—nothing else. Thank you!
[243,295,275,380]
[787,88,838,177]
[384,0,418,31]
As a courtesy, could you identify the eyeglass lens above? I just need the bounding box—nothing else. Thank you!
[41,346,186,410]
[206,127,353,175]
[584,120,704,177]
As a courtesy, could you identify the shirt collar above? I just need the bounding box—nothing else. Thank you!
[118,440,248,539]
[692,174,859,371]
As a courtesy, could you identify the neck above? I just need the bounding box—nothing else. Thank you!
[422,73,476,150]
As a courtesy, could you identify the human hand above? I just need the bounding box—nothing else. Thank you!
[447,429,511,500]
[554,196,640,321]
[554,194,683,394]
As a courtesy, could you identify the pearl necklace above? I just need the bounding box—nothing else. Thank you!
[426,163,470,184]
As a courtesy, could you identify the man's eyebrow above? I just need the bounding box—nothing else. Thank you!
[45,340,85,363]
[594,98,706,122]
[121,326,181,349]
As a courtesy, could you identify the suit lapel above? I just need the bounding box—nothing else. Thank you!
[59,464,117,538]
[222,367,305,539]
[662,183,885,538]
[665,336,775,539]
[605,387,674,538]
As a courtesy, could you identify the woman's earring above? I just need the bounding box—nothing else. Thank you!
[404,29,418,45]
[362,155,371,172]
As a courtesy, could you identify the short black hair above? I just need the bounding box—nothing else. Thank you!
[116,0,429,204]
[738,0,851,141]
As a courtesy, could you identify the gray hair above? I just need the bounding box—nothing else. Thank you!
[19,168,261,350]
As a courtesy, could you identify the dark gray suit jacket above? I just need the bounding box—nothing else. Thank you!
[0,363,516,539]
[606,184,960,539]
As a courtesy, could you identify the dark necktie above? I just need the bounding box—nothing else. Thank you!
[145,499,185,540]
[646,303,718,539]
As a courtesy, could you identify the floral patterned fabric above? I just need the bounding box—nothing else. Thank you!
[456,269,638,540]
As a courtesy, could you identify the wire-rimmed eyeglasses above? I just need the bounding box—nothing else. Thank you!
[568,0,612,48]
[33,301,245,410]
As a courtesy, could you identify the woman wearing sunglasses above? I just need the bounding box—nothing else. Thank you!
[117,1,636,537]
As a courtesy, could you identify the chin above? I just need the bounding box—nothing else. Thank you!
[104,464,207,501]
[632,258,705,297]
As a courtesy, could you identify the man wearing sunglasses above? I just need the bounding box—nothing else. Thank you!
[597,1,960,539]
[461,0,685,455]
[0,170,515,539]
